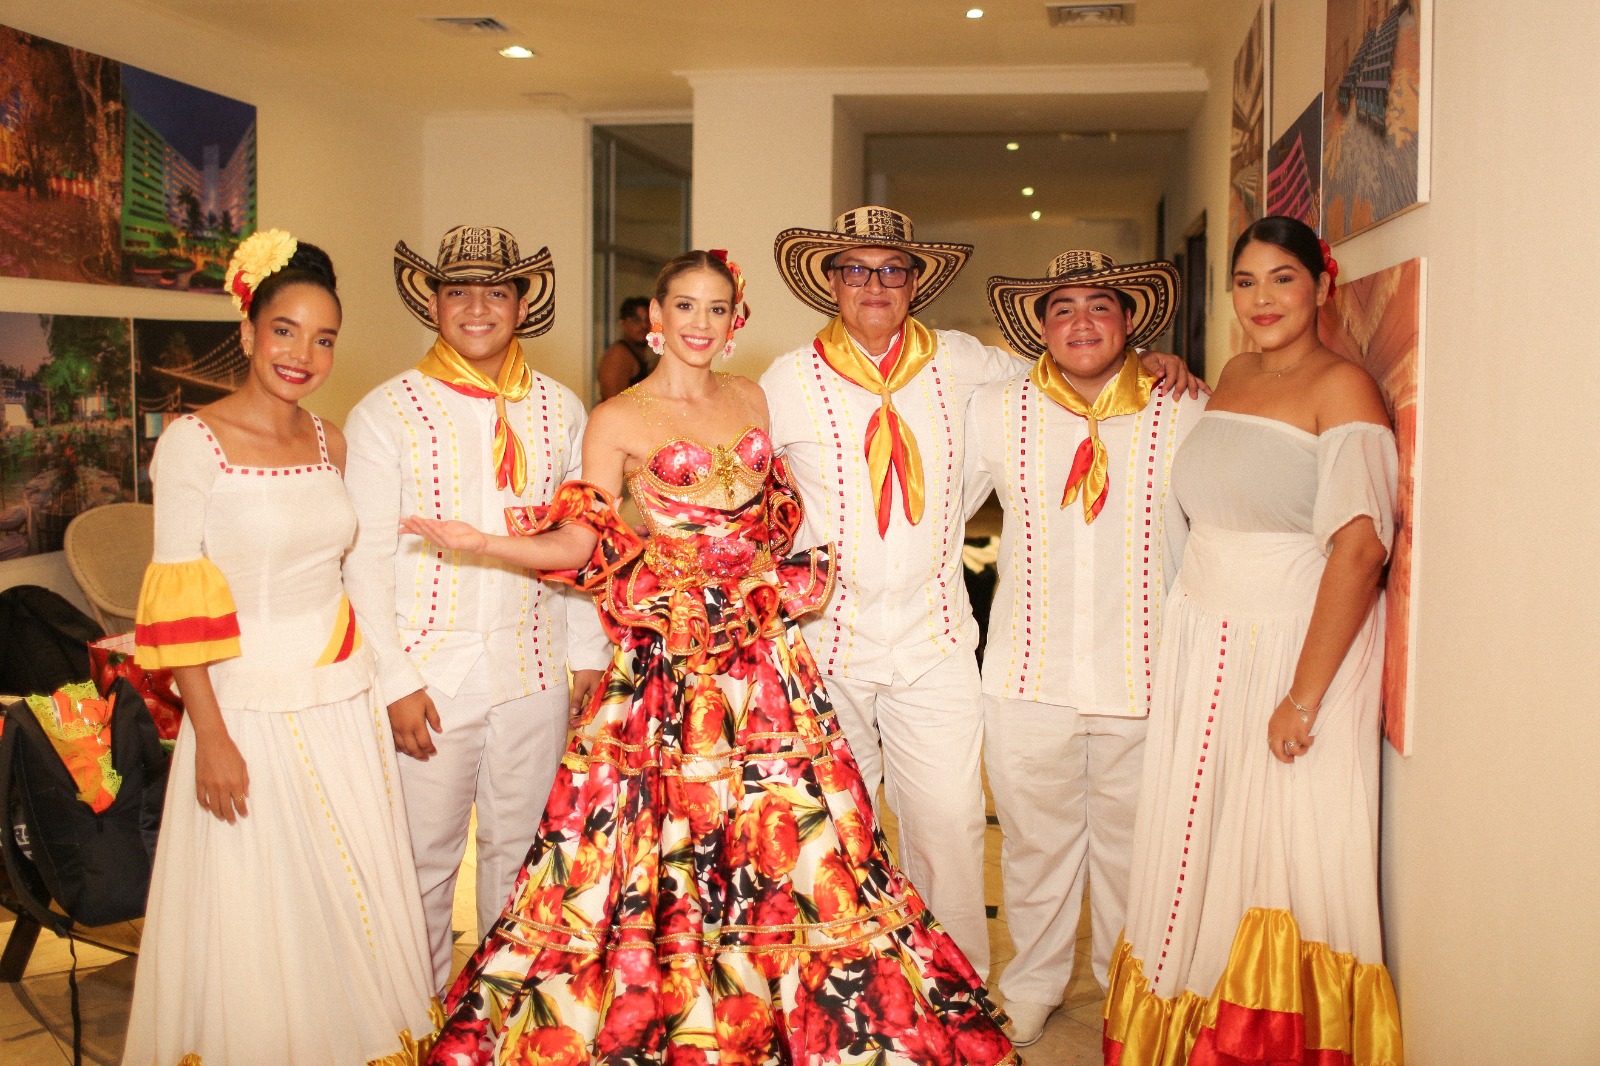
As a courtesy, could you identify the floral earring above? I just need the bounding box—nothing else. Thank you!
[721,340,736,360]
[646,319,665,356]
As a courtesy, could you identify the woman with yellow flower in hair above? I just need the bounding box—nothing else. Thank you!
[121,233,437,1065]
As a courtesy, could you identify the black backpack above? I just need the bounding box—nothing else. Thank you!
[0,676,171,931]
[0,585,104,698]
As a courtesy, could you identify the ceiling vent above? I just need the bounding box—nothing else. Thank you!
[1046,3,1135,27]
[423,16,514,35]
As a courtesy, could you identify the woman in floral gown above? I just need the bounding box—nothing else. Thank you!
[405,250,1018,1066]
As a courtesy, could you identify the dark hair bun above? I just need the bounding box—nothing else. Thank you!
[247,239,342,320]
[284,241,337,291]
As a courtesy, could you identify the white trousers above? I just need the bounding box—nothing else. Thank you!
[824,651,990,978]
[395,665,569,988]
[985,693,1147,1004]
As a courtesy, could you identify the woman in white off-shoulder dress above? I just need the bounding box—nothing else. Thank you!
[123,235,434,1065]
[1103,217,1404,1066]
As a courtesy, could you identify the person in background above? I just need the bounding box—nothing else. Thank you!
[966,249,1205,1046]
[343,225,610,989]
[596,294,655,399]
[123,231,434,1064]
[1105,215,1404,1065]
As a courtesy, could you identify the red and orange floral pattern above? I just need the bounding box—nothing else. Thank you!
[430,432,1018,1066]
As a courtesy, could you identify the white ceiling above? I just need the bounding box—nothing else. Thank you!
[135,0,1225,115]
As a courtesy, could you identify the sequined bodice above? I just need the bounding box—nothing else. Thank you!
[629,427,773,513]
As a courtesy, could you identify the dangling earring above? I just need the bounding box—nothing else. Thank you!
[721,339,736,360]
[646,320,665,356]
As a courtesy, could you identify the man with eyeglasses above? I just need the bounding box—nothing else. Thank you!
[762,207,1196,981]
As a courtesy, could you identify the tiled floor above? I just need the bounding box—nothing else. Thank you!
[3,803,1108,1064]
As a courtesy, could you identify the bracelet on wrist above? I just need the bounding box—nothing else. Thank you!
[1287,692,1320,720]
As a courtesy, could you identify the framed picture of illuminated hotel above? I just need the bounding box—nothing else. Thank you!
[120,65,256,291]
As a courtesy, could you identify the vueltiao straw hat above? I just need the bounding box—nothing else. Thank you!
[773,206,973,317]
[393,225,556,338]
[986,249,1179,359]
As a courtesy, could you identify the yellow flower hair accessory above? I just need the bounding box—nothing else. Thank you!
[225,229,298,316]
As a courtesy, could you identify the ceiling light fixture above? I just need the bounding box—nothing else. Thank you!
[499,44,535,58]
[1031,210,1043,220]
[1022,187,1035,197]
[1006,141,1020,151]
[966,8,985,18]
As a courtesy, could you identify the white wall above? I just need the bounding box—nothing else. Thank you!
[0,0,427,423]
[1186,2,1600,1060]
[687,74,840,375]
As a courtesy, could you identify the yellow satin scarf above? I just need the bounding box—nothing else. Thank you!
[415,337,534,496]
[1031,346,1153,523]
[814,316,938,536]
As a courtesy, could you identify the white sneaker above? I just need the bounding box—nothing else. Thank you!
[1003,999,1058,1047]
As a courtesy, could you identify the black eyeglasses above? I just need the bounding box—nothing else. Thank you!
[830,264,912,288]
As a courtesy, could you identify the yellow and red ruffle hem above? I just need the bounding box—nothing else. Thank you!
[1104,908,1403,1066]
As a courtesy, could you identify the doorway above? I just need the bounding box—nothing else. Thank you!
[591,124,691,401]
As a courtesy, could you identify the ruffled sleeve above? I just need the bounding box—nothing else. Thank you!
[766,453,834,619]
[1312,421,1400,560]
[134,418,242,669]
[504,481,644,594]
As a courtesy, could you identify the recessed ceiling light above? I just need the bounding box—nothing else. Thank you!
[1006,141,1020,151]
[1022,187,1035,197]
[498,44,535,58]
[966,8,985,18]
[1030,210,1042,220]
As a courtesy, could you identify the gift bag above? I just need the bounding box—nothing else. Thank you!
[89,632,184,742]
[0,676,170,929]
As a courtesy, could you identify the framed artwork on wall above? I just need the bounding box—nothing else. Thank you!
[1268,94,1323,228]
[1318,257,1424,755]
[0,24,257,293]
[1321,0,1432,242]
[0,311,135,557]
[1228,6,1268,252]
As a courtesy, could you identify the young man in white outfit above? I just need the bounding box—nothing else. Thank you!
[344,226,610,986]
[761,209,1195,980]
[965,250,1206,1044]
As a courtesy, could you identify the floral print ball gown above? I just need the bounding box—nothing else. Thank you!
[427,426,1018,1066]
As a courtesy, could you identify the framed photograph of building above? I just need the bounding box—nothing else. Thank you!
[120,65,257,292]
[1322,0,1431,241]
[1268,95,1322,228]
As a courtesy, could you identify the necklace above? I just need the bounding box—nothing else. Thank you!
[1258,352,1309,378]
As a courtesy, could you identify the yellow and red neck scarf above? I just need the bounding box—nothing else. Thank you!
[416,337,534,496]
[1032,346,1154,523]
[814,316,938,537]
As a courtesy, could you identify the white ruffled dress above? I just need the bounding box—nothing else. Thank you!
[1105,414,1404,1066]
[121,415,436,1066]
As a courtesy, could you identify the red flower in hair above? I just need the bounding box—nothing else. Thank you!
[708,248,751,332]
[1317,237,1340,289]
